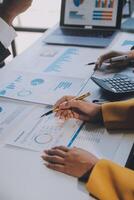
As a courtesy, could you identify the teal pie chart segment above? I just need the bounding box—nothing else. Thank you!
[31,78,44,86]
[0,90,6,96]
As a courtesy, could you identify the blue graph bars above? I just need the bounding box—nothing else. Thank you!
[6,83,16,90]
[44,48,79,73]
[54,81,72,91]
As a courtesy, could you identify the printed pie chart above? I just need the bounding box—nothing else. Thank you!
[73,0,84,7]
[34,134,53,145]
[0,90,6,96]
[31,78,44,86]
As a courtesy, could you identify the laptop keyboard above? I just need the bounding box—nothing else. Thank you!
[55,28,114,38]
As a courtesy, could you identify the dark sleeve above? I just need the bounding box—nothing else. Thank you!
[131,46,134,50]
[0,41,11,64]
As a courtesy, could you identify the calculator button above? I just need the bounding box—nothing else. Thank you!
[111,88,117,92]
[91,76,134,94]
[105,79,110,81]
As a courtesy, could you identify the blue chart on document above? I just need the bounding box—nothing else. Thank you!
[0,69,85,105]
[6,106,83,152]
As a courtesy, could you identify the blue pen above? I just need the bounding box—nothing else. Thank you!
[67,123,84,147]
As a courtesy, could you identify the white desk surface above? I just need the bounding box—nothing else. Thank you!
[0,29,134,200]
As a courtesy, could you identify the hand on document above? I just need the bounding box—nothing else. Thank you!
[42,146,99,178]
[54,96,102,123]
[95,51,131,70]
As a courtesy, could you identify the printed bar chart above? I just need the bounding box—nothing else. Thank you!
[54,81,72,91]
[44,48,79,73]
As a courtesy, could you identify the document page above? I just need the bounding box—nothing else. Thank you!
[9,46,103,78]
[111,33,134,52]
[0,98,35,141]
[0,69,85,105]
[6,106,82,151]
[72,123,123,159]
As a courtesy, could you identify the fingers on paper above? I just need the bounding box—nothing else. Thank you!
[42,155,64,165]
[44,149,66,158]
[42,146,71,172]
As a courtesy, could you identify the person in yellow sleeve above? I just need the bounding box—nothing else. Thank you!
[42,50,134,200]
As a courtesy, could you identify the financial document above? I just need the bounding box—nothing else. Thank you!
[6,106,82,151]
[111,32,134,52]
[9,45,103,78]
[0,69,85,105]
[0,98,35,141]
[72,123,123,159]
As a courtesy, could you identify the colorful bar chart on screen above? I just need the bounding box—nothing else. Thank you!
[95,0,114,8]
[93,10,112,20]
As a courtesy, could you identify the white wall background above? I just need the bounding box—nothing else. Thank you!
[13,0,61,54]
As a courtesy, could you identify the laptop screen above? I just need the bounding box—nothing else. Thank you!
[61,0,122,29]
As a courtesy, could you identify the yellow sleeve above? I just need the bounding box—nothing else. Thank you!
[102,99,134,129]
[86,160,134,200]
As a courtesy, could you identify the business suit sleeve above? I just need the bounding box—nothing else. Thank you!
[0,41,10,63]
[102,99,134,130]
[0,17,16,64]
[86,159,134,200]
[0,17,16,48]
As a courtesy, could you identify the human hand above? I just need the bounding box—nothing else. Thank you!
[42,146,99,178]
[54,96,102,122]
[95,51,129,70]
[0,0,33,25]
